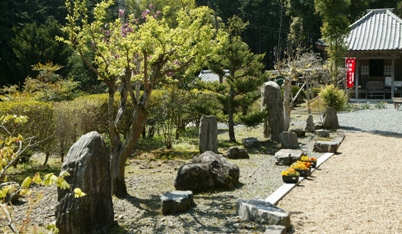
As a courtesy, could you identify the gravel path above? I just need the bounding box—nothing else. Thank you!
[337,103,402,134]
[277,104,402,233]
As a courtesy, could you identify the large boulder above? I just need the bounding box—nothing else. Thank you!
[322,107,339,129]
[199,115,218,153]
[261,82,285,142]
[174,151,240,193]
[56,131,114,234]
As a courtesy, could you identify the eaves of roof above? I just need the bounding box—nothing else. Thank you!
[347,9,402,52]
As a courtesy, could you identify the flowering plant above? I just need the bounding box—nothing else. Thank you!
[291,161,309,170]
[301,156,317,162]
[281,168,300,177]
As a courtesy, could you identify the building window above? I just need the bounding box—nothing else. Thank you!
[361,65,369,75]
[384,65,392,76]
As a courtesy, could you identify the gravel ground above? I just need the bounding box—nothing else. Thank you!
[277,103,402,233]
[3,103,399,233]
[337,103,402,134]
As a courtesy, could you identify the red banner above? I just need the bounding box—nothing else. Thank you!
[345,58,356,89]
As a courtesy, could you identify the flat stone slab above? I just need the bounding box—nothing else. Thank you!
[274,149,303,165]
[313,141,338,153]
[236,200,290,229]
[315,129,330,137]
[160,191,196,215]
[264,225,287,234]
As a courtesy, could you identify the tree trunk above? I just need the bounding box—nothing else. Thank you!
[228,84,236,142]
[43,151,50,166]
[283,78,292,131]
[110,104,148,197]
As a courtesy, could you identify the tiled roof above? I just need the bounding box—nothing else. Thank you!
[198,70,229,82]
[347,9,402,51]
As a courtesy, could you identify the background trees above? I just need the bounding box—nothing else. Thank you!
[1,0,402,87]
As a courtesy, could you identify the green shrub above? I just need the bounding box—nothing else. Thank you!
[318,84,347,111]
[0,101,55,164]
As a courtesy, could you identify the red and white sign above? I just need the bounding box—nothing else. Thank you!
[345,57,356,89]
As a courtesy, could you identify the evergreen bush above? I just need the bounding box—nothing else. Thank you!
[318,84,347,111]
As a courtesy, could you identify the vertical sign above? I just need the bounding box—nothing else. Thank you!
[345,57,356,89]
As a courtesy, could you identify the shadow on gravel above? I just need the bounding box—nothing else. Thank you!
[340,126,402,137]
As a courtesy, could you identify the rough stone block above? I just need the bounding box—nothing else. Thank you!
[290,128,305,137]
[264,225,287,234]
[226,146,249,159]
[274,149,303,165]
[199,115,218,153]
[160,191,196,215]
[315,129,330,138]
[236,200,290,229]
[279,131,299,149]
[313,141,338,153]
[242,137,259,148]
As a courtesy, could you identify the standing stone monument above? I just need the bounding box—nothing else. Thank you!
[322,107,340,129]
[305,114,315,132]
[261,81,285,142]
[279,131,299,149]
[56,131,114,234]
[199,115,218,153]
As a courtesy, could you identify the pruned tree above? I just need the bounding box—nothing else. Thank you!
[205,15,266,142]
[275,50,323,130]
[58,0,217,196]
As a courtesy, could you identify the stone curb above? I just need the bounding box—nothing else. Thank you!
[265,129,345,205]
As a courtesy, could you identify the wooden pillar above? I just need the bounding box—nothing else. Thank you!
[355,59,360,98]
[392,58,395,98]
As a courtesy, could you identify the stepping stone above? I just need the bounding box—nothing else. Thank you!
[264,225,287,234]
[160,191,196,215]
[236,200,290,229]
[274,149,303,165]
[313,141,338,153]
[315,129,330,137]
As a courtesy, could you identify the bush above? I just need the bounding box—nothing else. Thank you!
[318,84,348,111]
[0,101,55,164]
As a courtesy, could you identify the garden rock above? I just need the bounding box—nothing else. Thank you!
[274,149,303,165]
[264,225,287,234]
[313,141,339,153]
[160,191,196,215]
[315,129,330,138]
[174,151,240,193]
[242,137,259,148]
[236,200,290,229]
[279,131,299,149]
[290,128,305,137]
[322,107,339,129]
[199,115,218,153]
[305,114,315,132]
[226,146,249,159]
[261,81,285,142]
[56,131,114,234]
